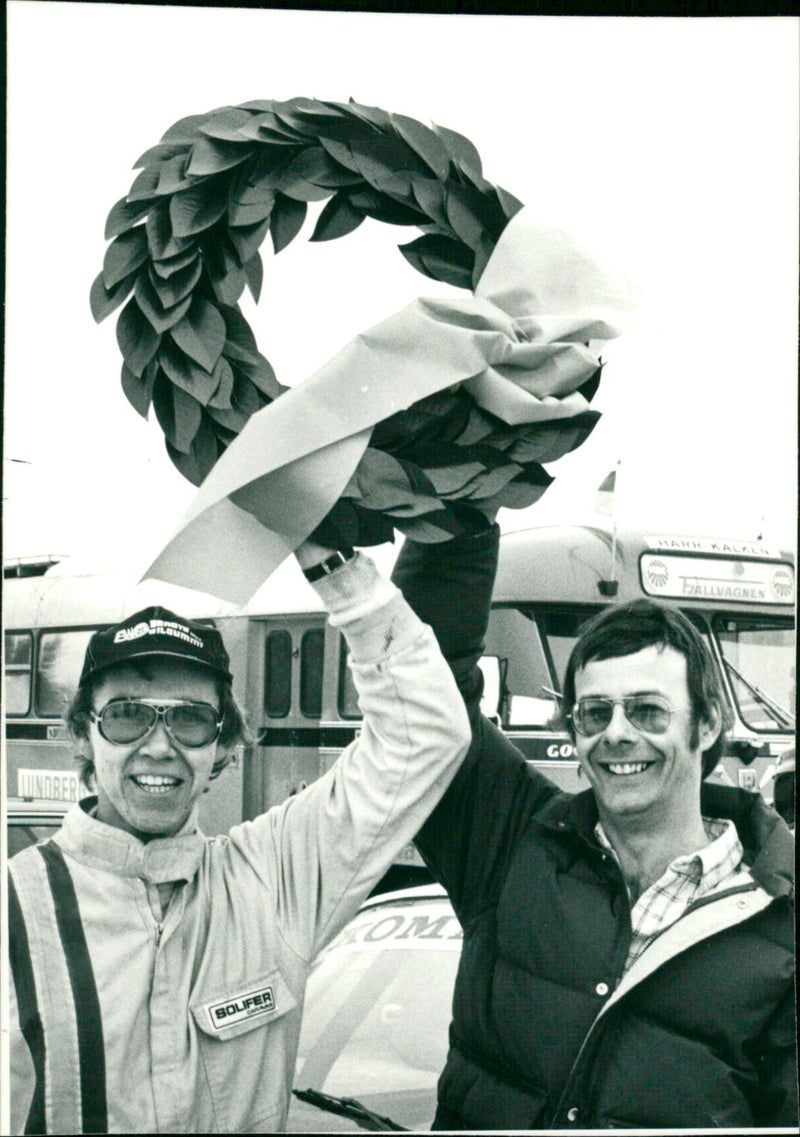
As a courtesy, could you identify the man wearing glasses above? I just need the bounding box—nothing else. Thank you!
[393,524,797,1131]
[7,540,471,1135]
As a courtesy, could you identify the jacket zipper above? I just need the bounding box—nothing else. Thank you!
[550,878,766,1125]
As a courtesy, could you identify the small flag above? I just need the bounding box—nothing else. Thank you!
[595,465,618,516]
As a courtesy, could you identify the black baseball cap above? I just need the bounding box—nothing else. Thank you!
[79,606,232,685]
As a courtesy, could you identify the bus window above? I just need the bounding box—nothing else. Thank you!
[536,607,598,691]
[4,632,32,716]
[264,630,292,719]
[485,607,561,727]
[478,656,505,722]
[300,628,324,719]
[338,643,360,719]
[714,616,796,732]
[36,630,94,717]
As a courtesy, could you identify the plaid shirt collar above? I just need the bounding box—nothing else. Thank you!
[594,815,741,875]
[595,816,745,970]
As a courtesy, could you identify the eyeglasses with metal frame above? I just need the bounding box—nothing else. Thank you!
[569,695,675,737]
[90,698,223,748]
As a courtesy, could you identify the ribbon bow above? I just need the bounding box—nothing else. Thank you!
[145,208,638,603]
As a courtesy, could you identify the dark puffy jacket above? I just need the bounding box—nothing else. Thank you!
[394,526,797,1131]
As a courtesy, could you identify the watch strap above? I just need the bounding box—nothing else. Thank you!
[302,548,356,583]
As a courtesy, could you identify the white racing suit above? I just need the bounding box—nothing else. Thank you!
[7,553,470,1134]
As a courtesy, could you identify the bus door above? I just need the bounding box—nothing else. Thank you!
[244,614,336,818]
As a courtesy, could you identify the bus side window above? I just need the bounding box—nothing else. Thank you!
[478,656,506,723]
[536,607,597,692]
[264,630,292,719]
[338,640,360,719]
[300,628,324,719]
[36,630,94,718]
[4,632,33,716]
[485,607,559,727]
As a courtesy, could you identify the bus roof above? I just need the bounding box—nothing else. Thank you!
[494,525,796,609]
[4,526,794,630]
[3,556,326,630]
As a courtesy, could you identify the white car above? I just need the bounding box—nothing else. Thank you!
[5,796,70,858]
[287,885,461,1132]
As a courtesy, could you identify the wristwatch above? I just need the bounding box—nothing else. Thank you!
[301,548,356,583]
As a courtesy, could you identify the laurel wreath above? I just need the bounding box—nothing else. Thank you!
[93,97,599,545]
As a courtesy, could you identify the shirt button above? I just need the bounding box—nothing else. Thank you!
[736,898,748,909]
[567,1107,580,1122]
[595,981,609,996]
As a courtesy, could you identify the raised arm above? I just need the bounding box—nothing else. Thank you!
[390,525,559,918]
[228,545,471,961]
[391,523,500,727]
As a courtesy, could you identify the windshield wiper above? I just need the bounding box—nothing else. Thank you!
[724,659,795,729]
[292,1087,408,1131]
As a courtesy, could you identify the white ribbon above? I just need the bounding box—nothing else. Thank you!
[144,207,639,603]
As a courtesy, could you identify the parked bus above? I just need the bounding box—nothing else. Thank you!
[3,525,796,849]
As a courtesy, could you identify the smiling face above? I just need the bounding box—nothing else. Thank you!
[88,659,221,841]
[573,644,720,831]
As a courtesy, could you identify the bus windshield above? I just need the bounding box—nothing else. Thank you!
[713,616,796,732]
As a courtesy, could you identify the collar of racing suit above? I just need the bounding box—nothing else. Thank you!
[53,796,207,884]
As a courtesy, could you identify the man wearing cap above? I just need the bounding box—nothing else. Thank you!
[7,540,471,1135]
[392,525,797,1131]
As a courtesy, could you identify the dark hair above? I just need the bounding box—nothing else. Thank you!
[67,660,250,790]
[561,599,731,778]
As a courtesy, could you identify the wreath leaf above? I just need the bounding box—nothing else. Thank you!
[126,166,161,204]
[218,305,265,364]
[235,353,282,400]
[390,114,450,180]
[161,113,217,144]
[443,189,486,251]
[398,233,474,286]
[105,196,152,240]
[208,355,236,409]
[270,194,307,253]
[90,271,137,324]
[199,107,259,142]
[115,297,161,377]
[146,202,193,260]
[134,272,193,334]
[159,340,220,405]
[228,196,275,227]
[152,374,203,454]
[243,254,263,303]
[170,296,227,373]
[170,180,230,237]
[151,246,201,279]
[432,122,483,176]
[133,143,189,170]
[318,136,361,172]
[147,257,202,307]
[310,193,365,242]
[228,219,270,263]
[186,138,252,177]
[154,154,194,197]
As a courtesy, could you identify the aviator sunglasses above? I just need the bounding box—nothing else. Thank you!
[90,698,223,748]
[569,695,675,737]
